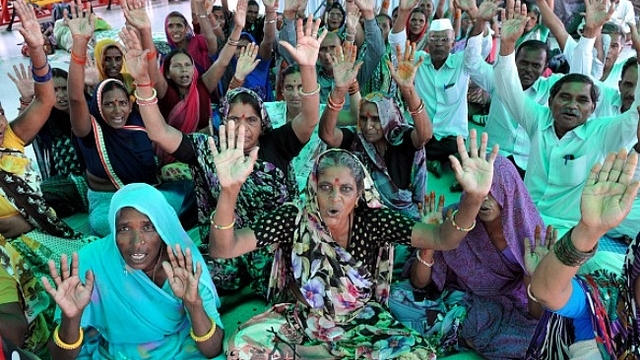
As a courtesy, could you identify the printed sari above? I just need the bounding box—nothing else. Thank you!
[227,149,437,359]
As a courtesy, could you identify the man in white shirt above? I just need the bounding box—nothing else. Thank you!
[495,0,640,273]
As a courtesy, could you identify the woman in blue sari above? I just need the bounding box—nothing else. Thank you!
[42,183,224,359]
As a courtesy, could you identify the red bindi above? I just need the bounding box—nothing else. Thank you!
[334,178,340,184]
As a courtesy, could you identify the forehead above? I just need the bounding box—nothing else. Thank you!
[318,166,356,184]
[247,5,259,10]
[516,47,547,62]
[228,102,260,117]
[102,87,129,101]
[283,72,301,84]
[53,76,66,86]
[606,32,625,44]
[376,16,390,26]
[170,53,193,64]
[621,65,638,81]
[321,35,341,47]
[104,46,122,57]
[410,12,426,20]
[359,101,379,116]
[117,207,151,222]
[555,82,593,97]
[168,16,185,25]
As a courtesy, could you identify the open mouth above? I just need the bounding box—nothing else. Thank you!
[130,253,147,263]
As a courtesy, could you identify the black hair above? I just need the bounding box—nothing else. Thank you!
[229,91,261,118]
[621,56,638,80]
[516,39,551,67]
[549,73,599,104]
[162,49,194,90]
[376,13,392,25]
[248,0,259,8]
[316,151,365,195]
[52,67,68,79]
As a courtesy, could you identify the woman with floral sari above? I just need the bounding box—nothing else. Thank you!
[209,118,497,358]
[0,1,96,357]
[320,41,431,220]
[124,16,325,296]
[526,149,640,359]
[67,0,192,236]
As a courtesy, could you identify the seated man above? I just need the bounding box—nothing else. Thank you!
[494,1,640,274]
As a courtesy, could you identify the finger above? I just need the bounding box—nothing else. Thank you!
[47,259,62,286]
[19,63,28,78]
[620,180,640,214]
[449,154,463,177]
[161,261,175,280]
[415,55,425,68]
[60,253,71,280]
[547,226,557,249]
[167,244,179,267]
[586,161,602,186]
[468,129,478,158]
[316,25,328,44]
[278,40,296,58]
[84,270,95,293]
[219,121,229,150]
[429,191,436,213]
[185,247,194,273]
[41,276,57,297]
[305,14,313,35]
[619,150,638,186]
[424,193,431,213]
[7,72,17,84]
[236,122,246,151]
[335,43,344,62]
[194,262,203,282]
[488,144,499,164]
[437,194,445,211]
[352,61,363,75]
[605,148,627,183]
[478,131,489,160]
[456,134,469,163]
[174,244,186,269]
[524,237,532,256]
[417,202,423,217]
[598,152,617,182]
[385,60,395,77]
[71,252,80,277]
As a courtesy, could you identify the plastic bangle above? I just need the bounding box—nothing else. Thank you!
[348,80,359,95]
[327,91,345,111]
[408,100,425,116]
[553,227,597,267]
[134,88,157,102]
[31,60,49,71]
[227,39,241,46]
[450,209,476,232]
[71,51,87,65]
[137,97,158,106]
[134,81,152,88]
[527,284,539,303]
[212,23,221,30]
[32,65,53,83]
[210,211,235,230]
[299,84,321,97]
[53,326,84,350]
[198,13,208,18]
[146,50,158,61]
[265,18,277,24]
[229,76,245,89]
[190,318,217,342]
[415,250,434,268]
[19,97,33,106]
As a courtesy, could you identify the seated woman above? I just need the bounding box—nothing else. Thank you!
[93,39,135,94]
[389,156,544,358]
[320,41,431,220]
[66,0,192,236]
[124,15,322,296]
[164,9,217,74]
[43,183,224,359]
[527,149,640,358]
[209,121,498,358]
[0,1,96,357]
[9,66,88,217]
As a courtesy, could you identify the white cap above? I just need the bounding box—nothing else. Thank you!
[429,18,453,32]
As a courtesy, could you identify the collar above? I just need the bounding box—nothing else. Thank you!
[542,119,588,140]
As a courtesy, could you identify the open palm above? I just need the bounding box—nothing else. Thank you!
[162,245,202,305]
[579,150,639,232]
[450,130,499,197]
[279,16,326,67]
[329,42,362,88]
[122,0,151,30]
[14,0,44,47]
[388,41,424,89]
[120,27,149,82]
[41,253,93,319]
[209,121,258,189]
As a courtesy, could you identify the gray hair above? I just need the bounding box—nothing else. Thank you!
[316,151,366,194]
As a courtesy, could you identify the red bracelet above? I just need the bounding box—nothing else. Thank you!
[146,50,157,61]
[70,51,87,65]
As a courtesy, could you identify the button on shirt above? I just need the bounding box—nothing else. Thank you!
[494,52,640,236]
[414,51,470,140]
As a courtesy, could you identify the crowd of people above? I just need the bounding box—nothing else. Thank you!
[1,0,640,357]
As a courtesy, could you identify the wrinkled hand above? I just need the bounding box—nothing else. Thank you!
[579,149,640,233]
[234,0,248,30]
[279,16,327,67]
[583,0,614,31]
[450,129,499,197]
[162,245,203,306]
[65,0,95,40]
[328,41,363,89]
[8,63,35,100]
[418,191,449,225]
[120,26,150,82]
[122,0,151,30]
[399,0,420,12]
[387,41,424,90]
[14,0,44,48]
[209,121,259,189]
[454,0,478,18]
[524,225,557,275]
[477,0,500,21]
[41,253,94,319]
[234,43,261,80]
[345,3,361,31]
[84,55,101,87]
[499,0,528,45]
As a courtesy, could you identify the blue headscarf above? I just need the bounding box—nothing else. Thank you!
[66,183,221,356]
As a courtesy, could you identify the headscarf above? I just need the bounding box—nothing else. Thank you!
[326,2,346,31]
[75,183,220,345]
[219,87,272,135]
[161,51,201,134]
[93,40,135,94]
[84,79,158,187]
[267,149,391,322]
[430,156,542,303]
[406,9,428,44]
[350,92,427,219]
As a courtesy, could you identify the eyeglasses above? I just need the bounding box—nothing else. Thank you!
[428,37,451,44]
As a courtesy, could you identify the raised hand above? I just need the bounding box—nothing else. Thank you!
[65,0,95,40]
[354,0,376,17]
[454,0,478,18]
[234,0,248,31]
[418,191,448,225]
[524,225,557,275]
[345,3,361,31]
[629,23,640,54]
[399,0,420,12]
[583,0,614,32]
[263,0,278,11]
[450,129,499,198]
[122,0,151,31]
[387,41,424,90]
[208,121,259,189]
[579,149,639,234]
[234,43,261,81]
[14,0,44,48]
[41,253,94,319]
[120,26,150,82]
[84,55,101,87]
[162,245,203,306]
[499,0,528,45]
[328,41,363,89]
[8,63,35,100]
[477,0,500,21]
[279,16,327,67]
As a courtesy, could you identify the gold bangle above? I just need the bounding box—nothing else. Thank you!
[299,84,321,97]
[134,88,157,102]
[408,100,425,116]
[450,209,476,232]
[190,317,217,342]
[53,325,84,350]
[210,210,235,230]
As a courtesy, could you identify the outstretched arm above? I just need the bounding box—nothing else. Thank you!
[530,150,639,310]
[258,0,277,60]
[66,0,95,138]
[535,0,569,50]
[10,0,56,144]
[192,0,219,55]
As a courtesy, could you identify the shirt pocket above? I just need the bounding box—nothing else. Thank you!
[442,82,462,105]
[548,155,589,187]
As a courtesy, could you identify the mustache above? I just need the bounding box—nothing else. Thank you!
[560,108,582,117]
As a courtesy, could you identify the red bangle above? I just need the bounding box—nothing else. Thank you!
[134,81,153,88]
[146,50,157,61]
[71,51,87,65]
